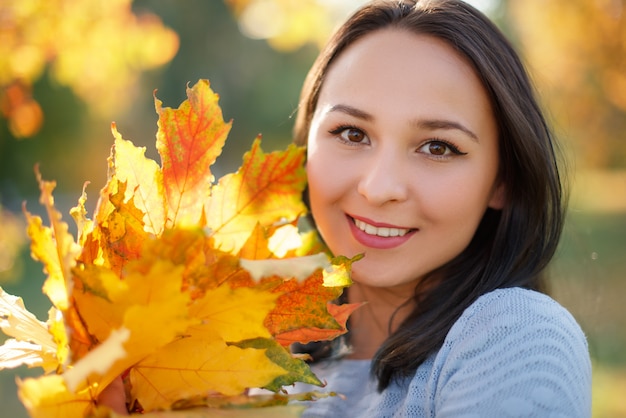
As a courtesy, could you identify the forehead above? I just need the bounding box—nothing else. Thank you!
[325,28,482,95]
[317,28,494,132]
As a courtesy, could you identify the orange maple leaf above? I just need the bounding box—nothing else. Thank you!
[156,79,232,228]
[264,265,352,346]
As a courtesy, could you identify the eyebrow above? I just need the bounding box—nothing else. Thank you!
[413,119,479,142]
[328,104,373,121]
[327,104,479,142]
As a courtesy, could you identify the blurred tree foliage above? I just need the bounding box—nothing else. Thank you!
[0,0,179,139]
[507,0,626,169]
[225,0,362,51]
[0,0,326,207]
[0,204,25,283]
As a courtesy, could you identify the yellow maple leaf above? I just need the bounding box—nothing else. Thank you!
[83,259,196,385]
[98,180,150,276]
[187,285,279,342]
[69,183,95,249]
[17,374,93,418]
[110,123,165,235]
[47,306,71,368]
[131,338,286,410]
[24,168,81,312]
[72,265,129,343]
[64,254,198,393]
[205,137,307,253]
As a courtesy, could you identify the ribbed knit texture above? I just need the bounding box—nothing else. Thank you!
[298,287,591,417]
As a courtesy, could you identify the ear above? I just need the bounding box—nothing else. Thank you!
[488,180,506,210]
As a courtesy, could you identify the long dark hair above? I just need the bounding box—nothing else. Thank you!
[294,0,567,391]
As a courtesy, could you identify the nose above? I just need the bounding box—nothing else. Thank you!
[357,149,409,205]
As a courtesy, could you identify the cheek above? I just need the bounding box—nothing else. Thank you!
[305,152,354,244]
[306,155,339,210]
[306,161,336,248]
[417,168,497,228]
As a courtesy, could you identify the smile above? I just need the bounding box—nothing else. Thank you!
[352,217,412,237]
[347,215,416,249]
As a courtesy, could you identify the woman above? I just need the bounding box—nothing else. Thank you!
[101,0,591,416]
[290,0,591,416]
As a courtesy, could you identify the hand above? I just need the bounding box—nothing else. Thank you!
[97,376,129,415]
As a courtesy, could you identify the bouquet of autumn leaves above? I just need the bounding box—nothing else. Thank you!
[0,80,360,418]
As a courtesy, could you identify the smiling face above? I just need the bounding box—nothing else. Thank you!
[306,29,504,291]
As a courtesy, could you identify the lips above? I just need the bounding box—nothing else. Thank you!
[348,215,416,249]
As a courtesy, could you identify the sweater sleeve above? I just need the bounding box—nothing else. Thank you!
[430,288,591,418]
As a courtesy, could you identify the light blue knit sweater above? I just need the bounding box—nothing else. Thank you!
[298,287,592,417]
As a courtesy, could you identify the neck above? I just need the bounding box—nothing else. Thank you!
[346,281,415,359]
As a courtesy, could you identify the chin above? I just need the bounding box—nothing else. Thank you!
[351,267,421,291]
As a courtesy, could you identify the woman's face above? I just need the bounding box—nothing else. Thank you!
[306,29,504,291]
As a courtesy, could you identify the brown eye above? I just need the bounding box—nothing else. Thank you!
[428,142,448,155]
[418,140,466,157]
[328,126,370,145]
[342,128,365,143]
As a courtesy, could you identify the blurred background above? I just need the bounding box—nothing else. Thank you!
[0,0,624,416]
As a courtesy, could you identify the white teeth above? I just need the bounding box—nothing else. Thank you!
[354,219,409,237]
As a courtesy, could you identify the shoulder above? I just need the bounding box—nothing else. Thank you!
[425,287,592,417]
[448,287,586,343]
[443,287,590,374]
[444,287,588,348]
